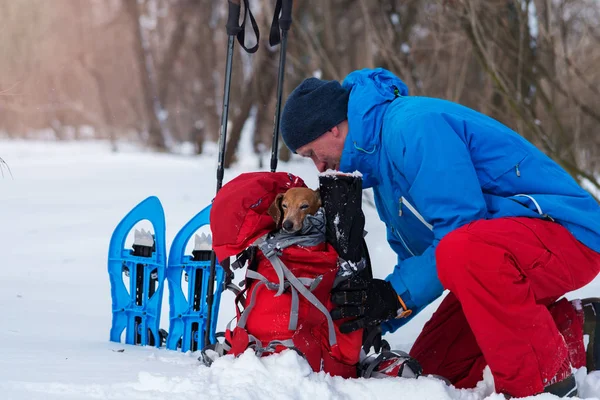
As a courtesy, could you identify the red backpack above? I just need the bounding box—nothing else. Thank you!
[210,172,362,378]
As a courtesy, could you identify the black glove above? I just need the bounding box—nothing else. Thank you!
[330,277,401,334]
[361,325,392,354]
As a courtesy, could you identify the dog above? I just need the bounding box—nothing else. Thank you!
[268,187,321,234]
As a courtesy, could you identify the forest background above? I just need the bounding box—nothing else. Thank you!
[1,0,599,195]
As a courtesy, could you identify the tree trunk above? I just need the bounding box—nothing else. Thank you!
[89,65,118,152]
[192,0,221,153]
[123,0,167,151]
[158,0,193,106]
[223,36,280,168]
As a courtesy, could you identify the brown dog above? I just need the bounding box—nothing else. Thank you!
[268,187,321,234]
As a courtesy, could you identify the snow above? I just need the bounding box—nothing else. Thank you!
[581,178,600,201]
[1,139,600,399]
[526,0,539,40]
[319,169,363,178]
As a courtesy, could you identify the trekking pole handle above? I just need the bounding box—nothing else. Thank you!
[279,0,293,31]
[226,0,242,36]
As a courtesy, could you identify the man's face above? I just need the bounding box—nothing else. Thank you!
[296,122,348,173]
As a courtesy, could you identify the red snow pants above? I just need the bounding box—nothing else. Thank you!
[409,217,600,398]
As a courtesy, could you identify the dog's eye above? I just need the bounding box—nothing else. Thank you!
[300,204,309,210]
[282,204,287,209]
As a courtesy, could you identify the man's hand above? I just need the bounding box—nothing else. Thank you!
[362,325,392,354]
[330,276,401,333]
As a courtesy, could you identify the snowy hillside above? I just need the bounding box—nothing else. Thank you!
[1,139,600,400]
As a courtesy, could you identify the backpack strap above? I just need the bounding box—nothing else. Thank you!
[255,236,337,347]
[237,280,274,329]
[231,246,257,271]
[243,269,323,331]
[255,339,299,357]
[199,332,231,367]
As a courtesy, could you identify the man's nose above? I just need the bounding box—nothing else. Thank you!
[316,161,327,172]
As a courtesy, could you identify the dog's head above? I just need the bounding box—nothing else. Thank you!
[268,187,321,234]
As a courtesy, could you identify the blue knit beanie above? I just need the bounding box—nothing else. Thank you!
[280,77,350,153]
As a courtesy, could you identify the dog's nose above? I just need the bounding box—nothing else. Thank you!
[282,220,294,232]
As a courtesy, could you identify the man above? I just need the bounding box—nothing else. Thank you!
[279,68,600,398]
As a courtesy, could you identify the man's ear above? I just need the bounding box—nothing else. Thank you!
[331,123,345,138]
[268,193,285,228]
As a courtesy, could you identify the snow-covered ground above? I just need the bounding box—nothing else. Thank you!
[1,139,600,400]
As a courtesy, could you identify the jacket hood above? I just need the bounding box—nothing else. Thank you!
[339,68,409,188]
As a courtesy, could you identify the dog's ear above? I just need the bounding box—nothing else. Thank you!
[268,193,285,228]
[314,189,322,207]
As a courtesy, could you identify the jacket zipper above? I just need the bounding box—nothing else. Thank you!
[399,196,433,231]
[391,226,415,257]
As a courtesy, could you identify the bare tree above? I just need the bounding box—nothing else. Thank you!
[123,0,169,150]
[0,0,597,196]
[448,0,600,194]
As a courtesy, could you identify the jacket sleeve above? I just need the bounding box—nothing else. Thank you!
[382,112,488,334]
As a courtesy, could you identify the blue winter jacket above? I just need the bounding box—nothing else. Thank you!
[338,68,600,334]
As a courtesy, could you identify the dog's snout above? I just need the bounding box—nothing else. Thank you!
[282,220,294,232]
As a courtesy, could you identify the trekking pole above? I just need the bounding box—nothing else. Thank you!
[205,0,243,349]
[270,0,294,173]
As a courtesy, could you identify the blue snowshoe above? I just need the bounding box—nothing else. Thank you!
[108,196,168,347]
[166,204,226,352]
